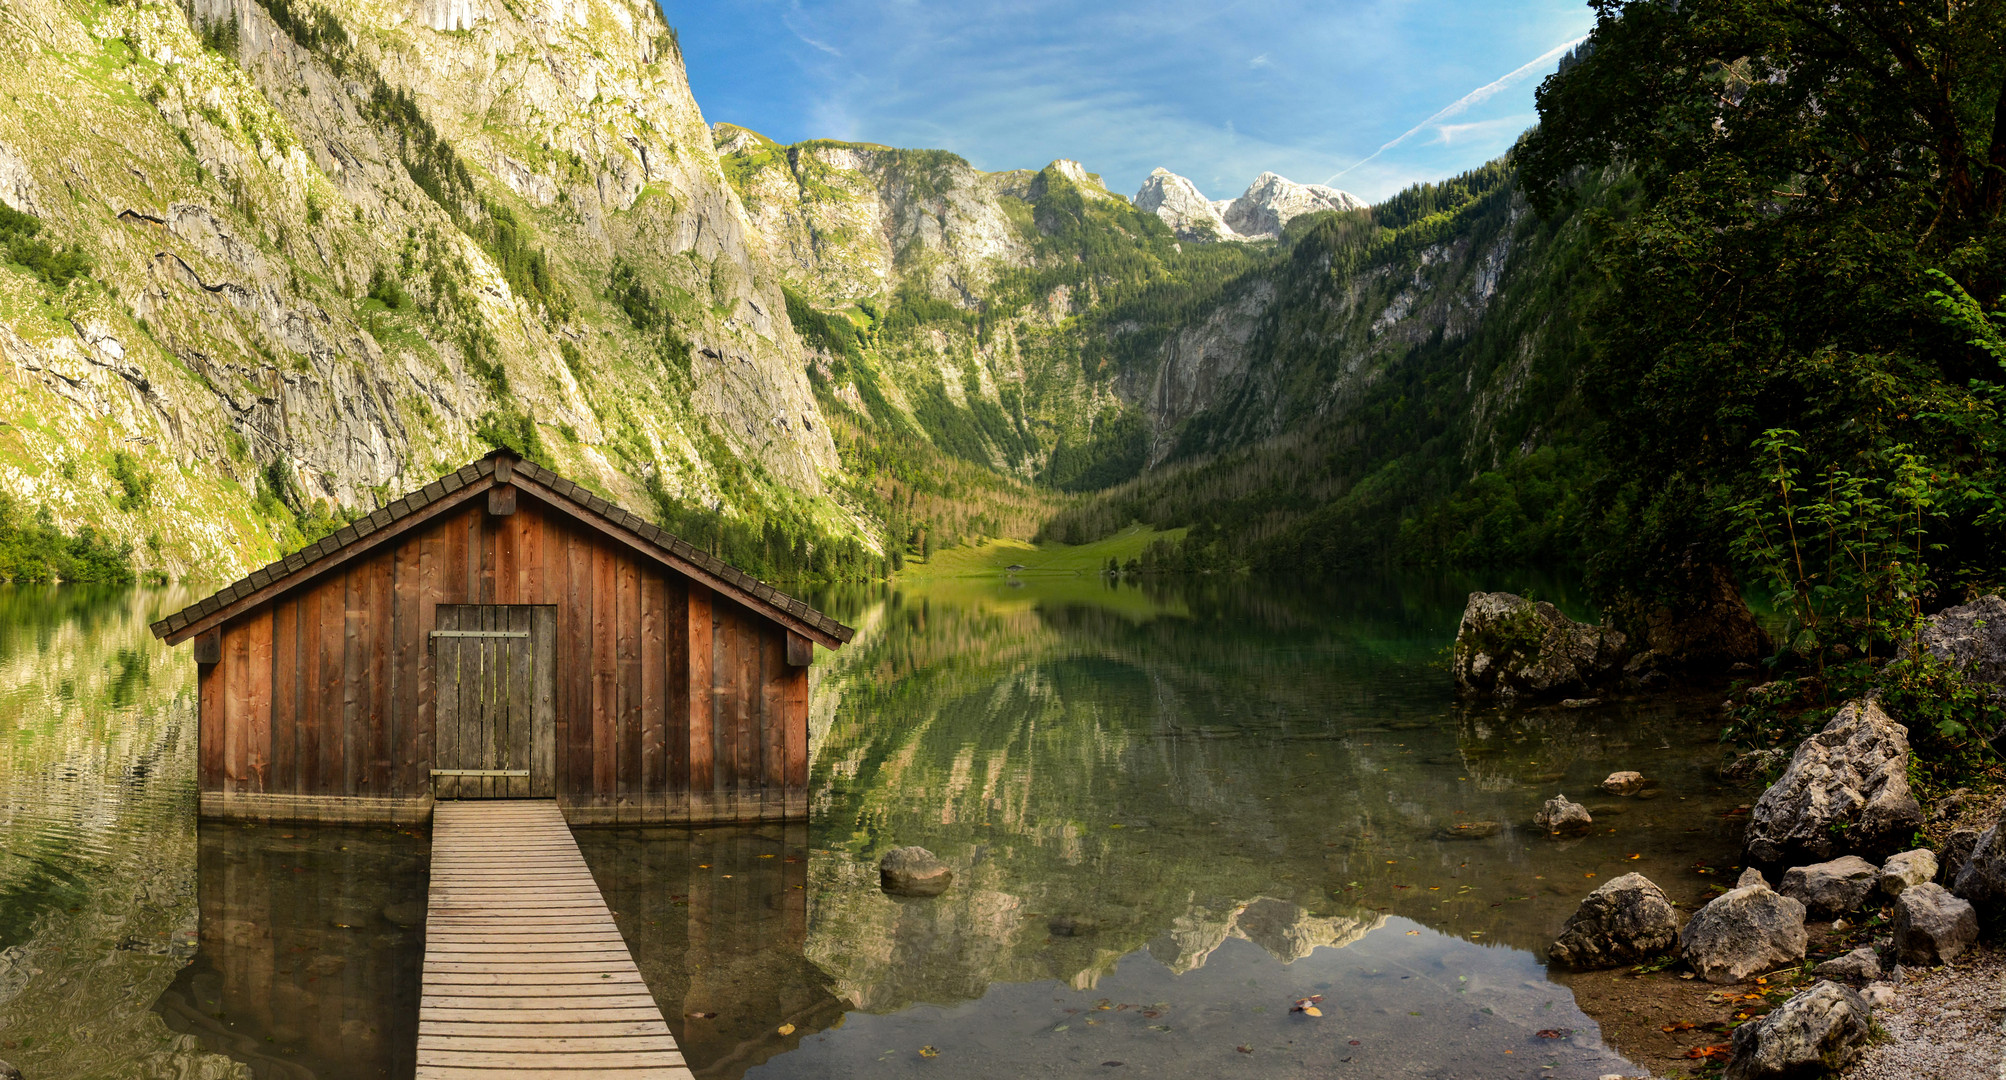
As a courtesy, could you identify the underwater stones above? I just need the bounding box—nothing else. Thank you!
[1812,946,1883,982]
[1548,872,1680,970]
[1452,592,1627,700]
[1878,849,1938,898]
[879,846,952,897]
[1892,883,1978,965]
[1743,700,1924,866]
[1723,980,1873,1080]
[1436,820,1503,840]
[1680,882,1808,984]
[1778,856,1880,919]
[1601,771,1649,796]
[1535,795,1594,835]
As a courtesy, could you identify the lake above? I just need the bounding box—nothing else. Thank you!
[0,572,1755,1078]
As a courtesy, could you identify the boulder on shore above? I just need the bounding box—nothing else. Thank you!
[1942,828,1983,885]
[1723,980,1873,1080]
[1743,699,1924,866]
[1951,823,2006,912]
[1534,794,1593,835]
[1892,882,1978,965]
[1917,594,2006,689]
[1451,592,1627,700]
[1548,873,1680,970]
[1680,882,1808,984]
[1878,849,1938,897]
[1778,856,1879,919]
[879,847,953,897]
[1811,946,1882,982]
[1617,563,1771,670]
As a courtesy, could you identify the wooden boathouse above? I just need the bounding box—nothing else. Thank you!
[150,450,853,825]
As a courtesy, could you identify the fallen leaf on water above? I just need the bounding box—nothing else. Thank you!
[1661,1021,1698,1033]
[1406,930,1421,935]
[1348,1040,1361,1046]
[687,1012,717,1020]
[1302,1006,1323,1017]
[1686,1045,1733,1061]
[1101,1062,1124,1068]
[1536,1029,1571,1039]
[919,1046,939,1058]
[1235,1045,1253,1054]
[777,1024,795,1036]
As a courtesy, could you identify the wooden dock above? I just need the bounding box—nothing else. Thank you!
[418,801,694,1079]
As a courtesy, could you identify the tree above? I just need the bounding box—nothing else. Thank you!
[1520,0,2006,609]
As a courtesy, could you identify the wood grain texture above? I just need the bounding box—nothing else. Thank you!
[417,801,693,1080]
[687,585,713,794]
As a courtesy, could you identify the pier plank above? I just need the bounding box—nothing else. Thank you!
[418,801,691,1078]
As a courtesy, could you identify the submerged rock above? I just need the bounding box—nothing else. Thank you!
[879,847,953,897]
[1680,883,1808,984]
[1917,594,2006,689]
[1435,820,1502,840]
[1451,592,1627,700]
[1778,856,1879,919]
[1548,873,1680,970]
[1601,771,1649,796]
[1723,980,1873,1080]
[1878,849,1937,897]
[1535,795,1594,835]
[1811,946,1883,982]
[1892,882,1977,965]
[1743,700,1924,866]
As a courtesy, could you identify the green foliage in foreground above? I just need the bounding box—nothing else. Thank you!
[0,492,132,584]
[1521,0,2006,613]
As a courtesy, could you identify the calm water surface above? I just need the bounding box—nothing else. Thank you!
[0,574,1756,1079]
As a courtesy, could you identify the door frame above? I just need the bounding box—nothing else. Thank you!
[428,604,558,799]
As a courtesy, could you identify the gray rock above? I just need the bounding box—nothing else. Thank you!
[1861,982,1896,1009]
[1951,823,2005,910]
[1723,980,1873,1080]
[1680,883,1809,984]
[1535,794,1594,835]
[1893,882,1978,965]
[1452,592,1628,700]
[1548,873,1681,970]
[1618,564,1772,669]
[1811,946,1882,981]
[1722,747,1789,782]
[1917,594,2006,688]
[0,1058,19,1080]
[1743,699,1925,866]
[879,846,953,897]
[1778,856,1880,919]
[1738,867,1768,889]
[1878,849,1937,897]
[1941,828,1982,884]
[1601,770,1649,796]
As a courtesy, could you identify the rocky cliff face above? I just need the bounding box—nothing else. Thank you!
[0,0,840,581]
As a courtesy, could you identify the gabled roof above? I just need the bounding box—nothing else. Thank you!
[150,451,855,649]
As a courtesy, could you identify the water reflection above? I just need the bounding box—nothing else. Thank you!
[0,574,1750,1080]
[154,824,428,1079]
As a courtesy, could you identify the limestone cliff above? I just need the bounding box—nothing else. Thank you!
[0,0,843,581]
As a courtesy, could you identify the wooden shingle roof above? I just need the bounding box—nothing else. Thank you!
[150,451,855,648]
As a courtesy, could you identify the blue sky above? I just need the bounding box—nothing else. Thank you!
[662,1,1596,205]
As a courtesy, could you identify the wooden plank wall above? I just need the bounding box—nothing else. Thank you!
[195,499,811,824]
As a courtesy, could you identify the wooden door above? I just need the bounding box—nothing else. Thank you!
[431,605,556,799]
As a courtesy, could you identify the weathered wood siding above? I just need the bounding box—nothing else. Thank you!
[196,498,811,824]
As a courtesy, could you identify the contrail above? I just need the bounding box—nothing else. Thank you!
[1325,34,1588,184]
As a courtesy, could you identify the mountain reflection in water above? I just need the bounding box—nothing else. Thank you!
[0,574,1752,1080]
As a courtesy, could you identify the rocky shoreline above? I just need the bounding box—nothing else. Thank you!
[1453,590,2006,1079]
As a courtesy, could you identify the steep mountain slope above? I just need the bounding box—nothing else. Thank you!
[0,0,854,582]
[713,126,1591,568]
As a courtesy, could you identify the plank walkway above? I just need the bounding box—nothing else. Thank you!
[418,800,695,1079]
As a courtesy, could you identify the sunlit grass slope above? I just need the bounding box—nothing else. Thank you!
[897,525,1188,579]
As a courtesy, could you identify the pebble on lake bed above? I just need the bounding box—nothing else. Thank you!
[1601,771,1648,796]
